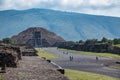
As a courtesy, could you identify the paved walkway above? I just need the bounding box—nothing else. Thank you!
[44,48,120,78]
[0,56,68,80]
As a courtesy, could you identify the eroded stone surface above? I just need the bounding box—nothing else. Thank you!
[1,56,68,80]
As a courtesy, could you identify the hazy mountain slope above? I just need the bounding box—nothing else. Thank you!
[0,9,120,41]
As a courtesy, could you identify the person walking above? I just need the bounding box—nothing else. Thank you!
[96,56,98,61]
[69,56,73,61]
[71,56,73,61]
[69,56,72,61]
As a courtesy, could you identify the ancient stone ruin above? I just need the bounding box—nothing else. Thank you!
[0,43,39,73]
[0,44,21,72]
[20,44,38,56]
[12,27,65,47]
[57,42,120,55]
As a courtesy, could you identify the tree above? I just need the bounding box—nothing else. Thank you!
[113,38,120,45]
[101,37,108,43]
[85,39,98,45]
[79,40,84,43]
[0,40,2,43]
[2,38,17,44]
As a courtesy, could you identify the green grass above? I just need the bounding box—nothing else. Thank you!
[36,48,57,59]
[65,69,119,80]
[114,44,120,48]
[109,65,120,70]
[0,77,3,80]
[60,49,120,59]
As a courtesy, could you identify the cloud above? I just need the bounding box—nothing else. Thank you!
[0,0,2,5]
[0,0,50,9]
[0,0,120,17]
[88,0,110,6]
[60,0,84,7]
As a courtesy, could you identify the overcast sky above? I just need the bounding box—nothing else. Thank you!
[0,0,120,17]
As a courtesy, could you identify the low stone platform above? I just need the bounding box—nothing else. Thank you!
[0,56,68,80]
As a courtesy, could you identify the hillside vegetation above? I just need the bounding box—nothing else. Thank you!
[0,9,120,41]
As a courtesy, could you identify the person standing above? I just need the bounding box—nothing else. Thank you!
[69,56,72,61]
[69,56,73,61]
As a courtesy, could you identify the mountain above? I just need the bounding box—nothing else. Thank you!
[12,27,65,47]
[0,8,120,41]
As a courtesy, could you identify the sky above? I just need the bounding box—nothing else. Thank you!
[0,0,120,17]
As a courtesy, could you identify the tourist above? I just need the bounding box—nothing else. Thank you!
[96,56,98,61]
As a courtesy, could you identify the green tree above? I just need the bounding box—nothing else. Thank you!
[0,40,2,43]
[79,40,84,43]
[2,38,17,44]
[113,38,120,45]
[101,37,108,43]
[85,39,98,44]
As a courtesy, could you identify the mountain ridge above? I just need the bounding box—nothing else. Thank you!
[0,8,120,41]
[1,8,120,18]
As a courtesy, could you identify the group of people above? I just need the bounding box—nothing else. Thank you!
[63,52,68,55]
[62,51,99,62]
[63,51,74,61]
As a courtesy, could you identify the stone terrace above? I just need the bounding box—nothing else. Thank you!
[1,56,68,80]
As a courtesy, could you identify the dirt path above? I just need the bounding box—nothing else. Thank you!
[0,56,68,80]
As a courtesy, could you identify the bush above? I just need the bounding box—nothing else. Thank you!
[2,38,17,44]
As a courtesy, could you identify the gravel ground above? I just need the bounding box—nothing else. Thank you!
[0,56,68,80]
